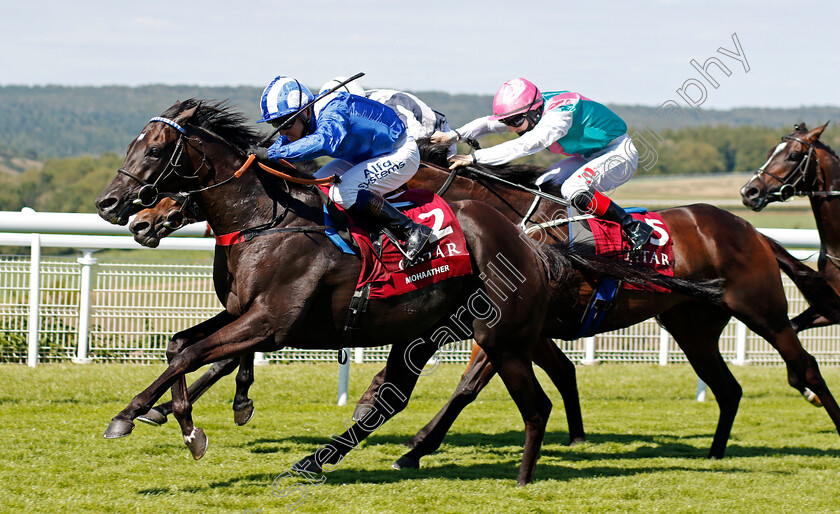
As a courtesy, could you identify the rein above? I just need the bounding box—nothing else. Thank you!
[131,117,344,246]
[234,154,340,185]
[421,160,569,205]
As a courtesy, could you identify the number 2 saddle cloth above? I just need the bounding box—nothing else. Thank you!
[323,188,473,300]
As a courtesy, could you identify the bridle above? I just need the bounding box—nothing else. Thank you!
[746,133,839,203]
[161,194,204,230]
[117,116,213,208]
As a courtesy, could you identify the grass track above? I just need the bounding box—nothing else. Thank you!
[2,363,840,513]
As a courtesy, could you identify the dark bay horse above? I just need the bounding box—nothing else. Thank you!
[94,100,711,484]
[366,141,840,468]
[740,122,840,331]
[127,195,587,442]
[125,135,840,468]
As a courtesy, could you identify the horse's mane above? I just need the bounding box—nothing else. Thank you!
[417,137,548,186]
[163,99,260,151]
[163,98,320,176]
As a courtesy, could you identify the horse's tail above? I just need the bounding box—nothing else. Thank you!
[542,244,726,304]
[763,235,840,323]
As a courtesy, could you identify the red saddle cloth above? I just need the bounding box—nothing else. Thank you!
[347,189,473,300]
[587,211,675,292]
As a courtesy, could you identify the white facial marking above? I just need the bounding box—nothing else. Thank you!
[759,142,788,171]
[137,133,146,142]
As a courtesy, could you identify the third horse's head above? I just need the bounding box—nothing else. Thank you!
[740,122,830,211]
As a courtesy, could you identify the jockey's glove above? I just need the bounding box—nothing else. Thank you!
[247,145,269,161]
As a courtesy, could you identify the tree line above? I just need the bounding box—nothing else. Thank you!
[1,85,839,213]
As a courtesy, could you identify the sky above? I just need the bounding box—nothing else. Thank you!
[2,0,839,109]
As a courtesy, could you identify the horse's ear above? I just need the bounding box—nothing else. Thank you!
[794,122,808,133]
[175,105,199,125]
[807,121,830,141]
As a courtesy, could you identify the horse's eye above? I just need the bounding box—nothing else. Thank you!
[788,152,802,161]
[149,147,161,158]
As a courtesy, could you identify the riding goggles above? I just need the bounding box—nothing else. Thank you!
[499,113,527,127]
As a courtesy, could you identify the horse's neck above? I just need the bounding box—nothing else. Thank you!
[195,160,318,237]
[811,148,840,256]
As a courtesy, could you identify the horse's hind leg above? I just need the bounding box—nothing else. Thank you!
[396,348,498,468]
[293,339,441,475]
[354,367,386,421]
[485,348,552,485]
[659,303,739,459]
[531,337,585,444]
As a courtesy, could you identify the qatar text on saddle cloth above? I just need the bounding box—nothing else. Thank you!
[348,189,473,299]
[588,211,675,292]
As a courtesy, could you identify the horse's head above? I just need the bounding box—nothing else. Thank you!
[130,196,205,248]
[95,101,205,225]
[96,99,259,225]
[740,122,830,211]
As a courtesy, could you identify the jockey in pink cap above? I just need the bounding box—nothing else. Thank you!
[431,77,653,251]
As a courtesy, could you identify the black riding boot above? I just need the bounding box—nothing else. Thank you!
[602,200,654,252]
[352,190,433,261]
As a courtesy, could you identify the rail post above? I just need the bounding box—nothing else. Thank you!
[27,233,41,367]
[658,325,670,365]
[732,320,749,365]
[73,249,97,364]
[337,355,350,406]
[581,336,599,365]
[696,378,707,401]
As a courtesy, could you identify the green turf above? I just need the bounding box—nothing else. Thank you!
[2,363,839,513]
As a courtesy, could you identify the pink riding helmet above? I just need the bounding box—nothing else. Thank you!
[489,78,544,120]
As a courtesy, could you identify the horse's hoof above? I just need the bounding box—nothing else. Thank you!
[137,408,168,426]
[353,403,372,422]
[234,401,255,426]
[184,427,208,460]
[292,454,322,474]
[569,436,586,447]
[104,418,135,438]
[392,455,419,470]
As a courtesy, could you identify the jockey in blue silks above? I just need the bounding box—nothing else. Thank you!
[249,76,432,261]
[432,77,653,251]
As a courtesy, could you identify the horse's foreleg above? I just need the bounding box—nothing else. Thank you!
[171,372,207,459]
[531,337,585,444]
[105,311,236,437]
[790,307,833,333]
[104,309,275,458]
[397,348,497,468]
[140,357,240,425]
[150,352,258,426]
[778,335,840,435]
[660,304,736,459]
[233,352,256,425]
[293,339,439,475]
